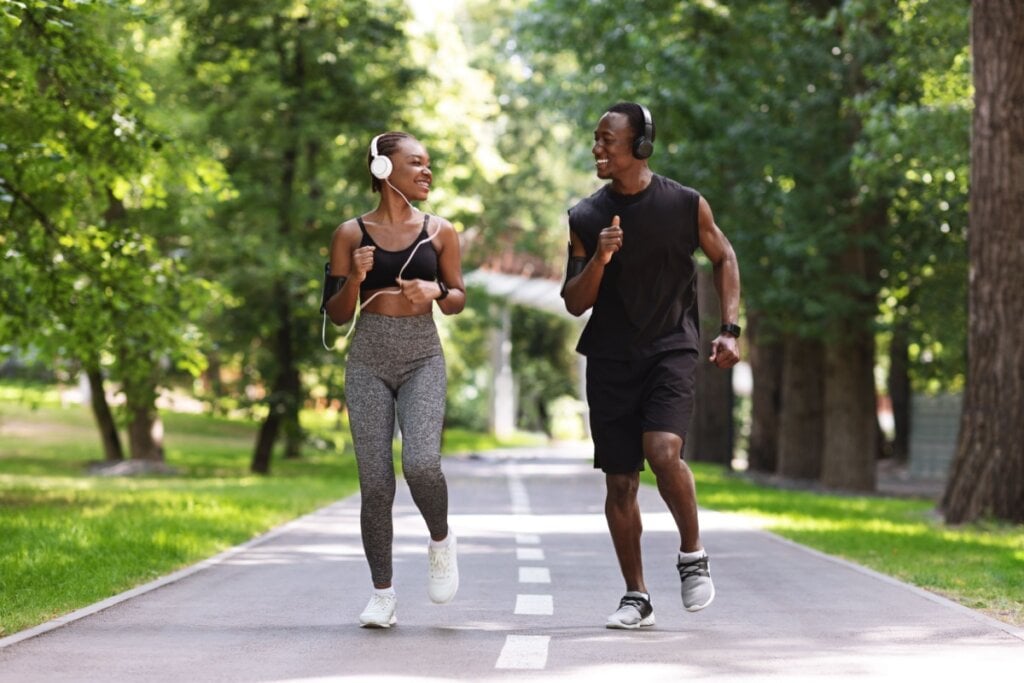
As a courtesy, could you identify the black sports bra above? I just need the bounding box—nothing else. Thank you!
[358,215,439,292]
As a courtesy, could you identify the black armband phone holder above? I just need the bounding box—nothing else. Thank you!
[561,241,587,296]
[320,262,347,313]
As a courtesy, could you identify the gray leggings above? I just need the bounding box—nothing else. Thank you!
[345,313,449,587]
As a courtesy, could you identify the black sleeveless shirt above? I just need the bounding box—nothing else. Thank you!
[357,215,439,292]
[567,174,701,359]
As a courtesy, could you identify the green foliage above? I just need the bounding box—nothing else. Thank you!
[491,0,970,391]
[0,0,223,413]
[510,305,578,434]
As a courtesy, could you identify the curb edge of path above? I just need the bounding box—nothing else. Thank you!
[0,501,347,650]
[753,524,1024,642]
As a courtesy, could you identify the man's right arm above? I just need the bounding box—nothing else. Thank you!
[562,216,621,316]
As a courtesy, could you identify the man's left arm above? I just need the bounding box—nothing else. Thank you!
[697,196,741,369]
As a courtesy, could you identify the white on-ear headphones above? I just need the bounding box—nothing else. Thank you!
[369,134,393,180]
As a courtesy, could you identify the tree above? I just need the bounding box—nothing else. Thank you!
[1,0,219,463]
[942,1,1024,524]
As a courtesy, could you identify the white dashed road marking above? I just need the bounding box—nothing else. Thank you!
[495,635,551,670]
[518,566,551,584]
[516,547,545,561]
[515,594,554,616]
[497,464,554,671]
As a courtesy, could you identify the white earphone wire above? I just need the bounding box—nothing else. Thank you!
[322,174,441,350]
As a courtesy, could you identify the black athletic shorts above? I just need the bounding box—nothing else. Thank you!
[585,349,698,474]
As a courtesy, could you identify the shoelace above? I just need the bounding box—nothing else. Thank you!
[368,593,395,611]
[429,547,452,577]
[677,556,710,582]
[618,594,649,612]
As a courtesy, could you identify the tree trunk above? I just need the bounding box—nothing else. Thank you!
[121,370,164,462]
[252,290,301,474]
[821,323,877,491]
[685,266,734,465]
[127,406,165,461]
[776,336,825,480]
[746,312,782,473]
[252,401,281,475]
[887,320,911,462]
[943,1,1024,523]
[86,367,124,462]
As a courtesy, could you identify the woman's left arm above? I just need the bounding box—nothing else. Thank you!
[434,218,466,315]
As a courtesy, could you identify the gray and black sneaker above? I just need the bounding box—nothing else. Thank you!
[677,551,715,612]
[605,591,656,629]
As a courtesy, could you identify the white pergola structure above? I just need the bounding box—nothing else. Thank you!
[462,269,589,437]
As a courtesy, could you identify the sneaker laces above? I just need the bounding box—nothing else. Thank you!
[677,555,710,582]
[618,594,649,612]
[367,593,394,611]
[429,546,453,577]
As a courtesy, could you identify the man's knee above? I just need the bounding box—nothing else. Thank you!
[644,431,684,473]
[605,472,640,502]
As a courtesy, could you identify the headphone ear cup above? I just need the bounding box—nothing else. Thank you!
[370,154,393,180]
[633,137,653,160]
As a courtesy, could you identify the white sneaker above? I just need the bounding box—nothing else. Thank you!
[606,591,656,629]
[678,550,715,612]
[427,532,459,604]
[359,591,397,628]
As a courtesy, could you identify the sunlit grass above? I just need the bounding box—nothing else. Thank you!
[0,398,361,637]
[651,463,1024,627]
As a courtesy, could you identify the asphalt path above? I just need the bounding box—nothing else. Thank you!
[1,444,1022,682]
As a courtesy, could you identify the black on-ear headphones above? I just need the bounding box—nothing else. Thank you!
[369,134,393,180]
[633,104,654,160]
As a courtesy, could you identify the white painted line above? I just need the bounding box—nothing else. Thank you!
[515,594,554,616]
[518,567,551,583]
[507,464,531,514]
[495,635,550,670]
[516,533,541,545]
[516,547,545,561]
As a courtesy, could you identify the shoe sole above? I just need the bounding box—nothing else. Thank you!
[684,585,716,612]
[605,613,656,630]
[429,577,459,605]
[360,616,397,628]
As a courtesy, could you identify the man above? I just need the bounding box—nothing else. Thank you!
[562,102,741,629]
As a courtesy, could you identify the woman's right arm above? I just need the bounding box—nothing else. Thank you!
[325,221,369,325]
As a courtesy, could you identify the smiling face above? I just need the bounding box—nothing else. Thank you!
[387,137,433,201]
[592,112,639,180]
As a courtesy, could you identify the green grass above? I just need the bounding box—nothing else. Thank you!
[645,464,1024,627]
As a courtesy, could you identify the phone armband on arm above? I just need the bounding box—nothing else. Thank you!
[320,262,347,313]
[561,242,587,296]
[566,256,586,279]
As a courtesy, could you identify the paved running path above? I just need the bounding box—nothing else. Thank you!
[1,445,1022,682]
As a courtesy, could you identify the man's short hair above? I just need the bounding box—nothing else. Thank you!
[606,102,655,145]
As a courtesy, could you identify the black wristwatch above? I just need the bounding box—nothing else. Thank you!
[436,281,450,301]
[720,323,741,338]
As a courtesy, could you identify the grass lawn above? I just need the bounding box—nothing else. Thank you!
[1,384,1021,637]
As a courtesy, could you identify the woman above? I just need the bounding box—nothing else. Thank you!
[324,131,466,628]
